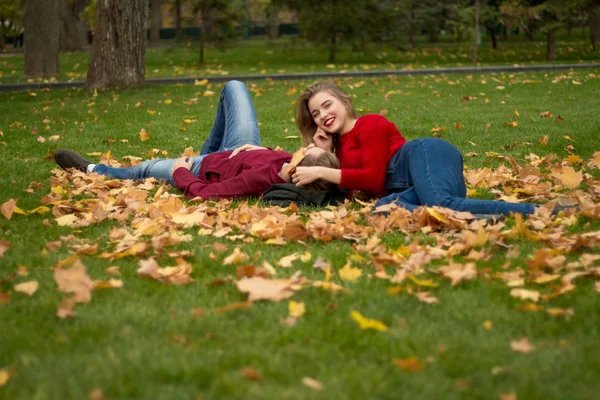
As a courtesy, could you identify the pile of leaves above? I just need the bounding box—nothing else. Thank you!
[1,149,599,323]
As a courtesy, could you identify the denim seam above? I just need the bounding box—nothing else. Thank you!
[419,138,444,206]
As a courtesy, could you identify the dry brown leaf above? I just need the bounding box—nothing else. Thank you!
[393,356,424,371]
[223,248,249,265]
[438,262,477,286]
[551,165,583,189]
[510,337,535,354]
[0,240,11,258]
[14,280,39,296]
[240,366,263,382]
[1,198,16,220]
[139,128,151,141]
[277,252,300,268]
[214,301,252,313]
[54,260,93,303]
[510,288,540,302]
[414,291,439,304]
[236,276,296,302]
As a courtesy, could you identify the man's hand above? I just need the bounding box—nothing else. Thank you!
[313,128,333,152]
[171,157,193,174]
[228,144,267,158]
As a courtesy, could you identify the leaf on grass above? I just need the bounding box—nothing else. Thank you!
[551,165,583,189]
[54,260,93,303]
[413,291,439,304]
[277,252,300,268]
[139,128,151,141]
[14,280,39,296]
[302,377,324,391]
[546,308,574,319]
[504,121,518,128]
[240,366,263,382]
[55,214,79,227]
[510,288,540,302]
[407,274,439,288]
[236,276,296,302]
[0,368,12,387]
[0,240,11,258]
[510,337,535,354]
[137,258,193,285]
[393,356,424,371]
[289,300,306,318]
[438,263,477,286]
[223,248,249,265]
[214,301,252,313]
[1,198,17,220]
[338,263,363,282]
[350,310,388,331]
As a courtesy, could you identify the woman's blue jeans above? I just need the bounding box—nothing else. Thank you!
[92,80,261,185]
[374,138,536,216]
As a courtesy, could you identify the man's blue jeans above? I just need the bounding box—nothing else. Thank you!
[375,138,536,216]
[93,80,261,185]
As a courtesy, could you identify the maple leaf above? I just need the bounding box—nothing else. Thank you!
[393,356,424,371]
[338,263,363,282]
[551,165,583,189]
[139,128,151,141]
[137,258,193,285]
[14,280,39,296]
[236,276,296,302]
[350,310,388,331]
[510,337,535,354]
[0,368,12,387]
[438,263,477,286]
[54,260,94,303]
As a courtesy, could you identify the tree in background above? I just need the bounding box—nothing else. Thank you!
[60,0,90,52]
[0,0,25,50]
[25,0,60,76]
[193,0,242,64]
[150,0,161,44]
[85,0,149,91]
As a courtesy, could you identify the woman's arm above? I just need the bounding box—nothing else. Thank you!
[292,166,341,186]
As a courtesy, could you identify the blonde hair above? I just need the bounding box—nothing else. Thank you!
[295,81,358,148]
[298,151,340,192]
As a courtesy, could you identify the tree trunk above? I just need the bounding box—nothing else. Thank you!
[0,20,4,51]
[150,0,161,44]
[85,0,149,91]
[59,0,90,52]
[487,26,497,49]
[472,0,479,65]
[408,4,415,49]
[591,9,600,51]
[328,32,336,63]
[199,10,206,64]
[546,29,556,61]
[428,24,439,43]
[268,6,279,39]
[503,23,508,40]
[175,0,182,36]
[25,0,60,77]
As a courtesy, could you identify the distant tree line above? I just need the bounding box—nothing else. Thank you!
[1,0,598,90]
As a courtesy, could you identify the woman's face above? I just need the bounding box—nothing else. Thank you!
[308,91,353,134]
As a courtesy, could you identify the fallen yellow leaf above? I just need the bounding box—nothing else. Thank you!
[350,310,388,331]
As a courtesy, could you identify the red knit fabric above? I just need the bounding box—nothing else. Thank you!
[172,150,291,199]
[335,114,406,197]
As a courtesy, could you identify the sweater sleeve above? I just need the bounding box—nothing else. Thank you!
[339,118,391,194]
[172,166,280,200]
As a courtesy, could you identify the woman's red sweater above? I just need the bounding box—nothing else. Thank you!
[336,114,406,197]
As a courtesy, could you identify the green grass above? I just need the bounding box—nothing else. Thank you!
[1,70,600,399]
[1,37,599,84]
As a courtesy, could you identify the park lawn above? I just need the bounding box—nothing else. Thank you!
[1,70,600,399]
[0,37,599,84]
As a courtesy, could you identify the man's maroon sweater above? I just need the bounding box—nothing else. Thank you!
[172,150,291,199]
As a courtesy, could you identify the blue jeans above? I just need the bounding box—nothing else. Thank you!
[93,80,261,185]
[374,138,536,216]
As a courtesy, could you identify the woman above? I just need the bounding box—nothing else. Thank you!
[55,81,339,200]
[291,81,544,216]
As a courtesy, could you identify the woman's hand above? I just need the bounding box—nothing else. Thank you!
[313,128,333,151]
[171,157,194,174]
[292,166,322,186]
[228,144,267,158]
